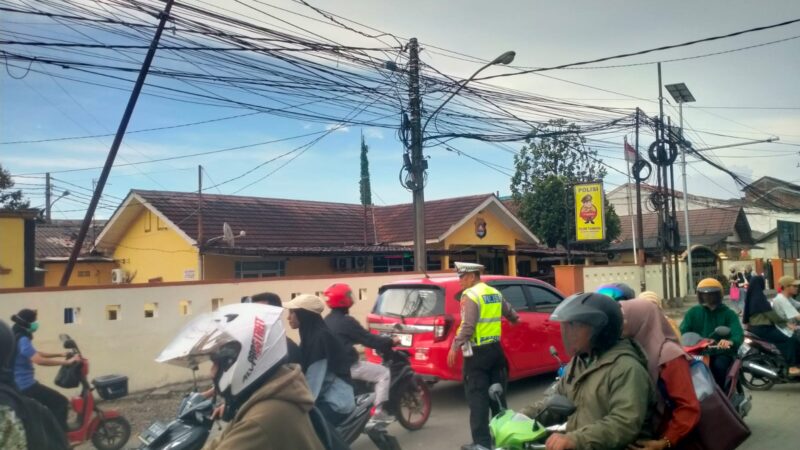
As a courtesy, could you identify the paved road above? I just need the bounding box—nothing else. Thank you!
[353,374,799,450]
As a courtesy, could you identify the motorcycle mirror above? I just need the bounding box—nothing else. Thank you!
[713,326,731,339]
[63,339,77,350]
[680,332,703,347]
[542,394,576,417]
[488,383,503,401]
[59,333,71,342]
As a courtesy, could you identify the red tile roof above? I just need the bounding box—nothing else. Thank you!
[611,207,749,251]
[131,190,495,249]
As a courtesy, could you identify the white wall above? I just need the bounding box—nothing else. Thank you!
[0,273,444,393]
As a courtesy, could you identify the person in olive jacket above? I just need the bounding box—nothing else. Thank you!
[521,292,655,450]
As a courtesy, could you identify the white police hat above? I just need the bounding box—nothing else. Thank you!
[454,262,485,275]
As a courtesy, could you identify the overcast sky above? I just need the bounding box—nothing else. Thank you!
[1,0,799,219]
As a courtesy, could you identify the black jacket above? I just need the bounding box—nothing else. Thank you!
[324,309,393,367]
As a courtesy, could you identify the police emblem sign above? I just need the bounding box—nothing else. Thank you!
[574,182,605,242]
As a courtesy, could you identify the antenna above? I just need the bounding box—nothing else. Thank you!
[222,222,235,247]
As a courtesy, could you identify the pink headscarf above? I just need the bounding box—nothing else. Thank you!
[621,298,687,383]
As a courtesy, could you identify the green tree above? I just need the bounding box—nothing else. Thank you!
[0,164,30,210]
[359,132,372,206]
[510,119,620,249]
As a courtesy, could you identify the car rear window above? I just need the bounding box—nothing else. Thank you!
[374,287,444,318]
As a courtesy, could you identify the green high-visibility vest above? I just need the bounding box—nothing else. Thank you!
[460,282,503,346]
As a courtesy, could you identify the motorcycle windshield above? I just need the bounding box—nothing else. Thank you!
[155,312,237,368]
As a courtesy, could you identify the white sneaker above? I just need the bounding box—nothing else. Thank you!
[368,408,394,425]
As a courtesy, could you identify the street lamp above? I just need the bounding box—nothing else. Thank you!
[665,82,695,295]
[422,51,516,134]
[46,190,71,222]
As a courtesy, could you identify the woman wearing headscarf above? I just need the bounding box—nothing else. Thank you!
[283,294,355,426]
[621,299,701,450]
[639,291,681,339]
[743,276,800,376]
[10,309,79,432]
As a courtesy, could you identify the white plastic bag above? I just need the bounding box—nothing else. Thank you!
[690,359,715,401]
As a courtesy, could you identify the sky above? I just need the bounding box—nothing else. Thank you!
[1,0,799,220]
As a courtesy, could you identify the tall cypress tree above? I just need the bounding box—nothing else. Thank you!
[359,132,372,206]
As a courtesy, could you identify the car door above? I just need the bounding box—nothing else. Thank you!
[488,281,548,377]
[525,284,567,369]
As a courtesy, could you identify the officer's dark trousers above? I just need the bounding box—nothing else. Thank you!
[463,342,507,448]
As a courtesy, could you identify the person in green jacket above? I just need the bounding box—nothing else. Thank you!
[521,292,655,450]
[680,278,744,388]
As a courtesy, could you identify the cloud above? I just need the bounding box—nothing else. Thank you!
[325,124,350,133]
[364,128,384,140]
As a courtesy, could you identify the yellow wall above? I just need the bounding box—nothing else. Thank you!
[0,217,25,289]
[113,210,199,283]
[443,209,524,250]
[43,261,117,287]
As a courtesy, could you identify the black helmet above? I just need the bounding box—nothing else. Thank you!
[596,283,636,301]
[0,319,14,368]
[551,292,623,353]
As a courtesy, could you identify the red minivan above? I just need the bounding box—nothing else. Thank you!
[364,275,567,382]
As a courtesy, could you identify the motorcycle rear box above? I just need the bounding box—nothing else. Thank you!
[93,374,128,400]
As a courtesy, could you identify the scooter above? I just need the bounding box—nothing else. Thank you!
[137,387,214,450]
[354,347,432,431]
[334,390,402,450]
[57,334,131,450]
[681,326,751,418]
[738,330,800,391]
[466,384,576,450]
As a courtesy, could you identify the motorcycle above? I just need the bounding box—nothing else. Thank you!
[466,384,576,450]
[137,389,214,450]
[354,347,432,431]
[681,326,751,418]
[333,389,401,450]
[57,334,131,450]
[738,329,800,391]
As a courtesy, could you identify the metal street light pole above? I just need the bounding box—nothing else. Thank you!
[665,82,696,295]
[405,40,515,272]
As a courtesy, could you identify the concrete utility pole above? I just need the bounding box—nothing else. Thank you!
[60,0,176,286]
[198,165,204,281]
[45,172,51,223]
[407,38,426,272]
[634,110,647,291]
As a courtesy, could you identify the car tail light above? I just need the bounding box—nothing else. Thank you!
[433,315,452,342]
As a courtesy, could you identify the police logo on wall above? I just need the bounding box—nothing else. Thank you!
[475,217,487,239]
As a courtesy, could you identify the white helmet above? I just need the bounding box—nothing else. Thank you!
[156,303,287,399]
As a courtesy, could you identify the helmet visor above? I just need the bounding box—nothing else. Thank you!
[596,285,626,301]
[155,312,237,368]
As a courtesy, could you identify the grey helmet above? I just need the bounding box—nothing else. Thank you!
[550,292,623,353]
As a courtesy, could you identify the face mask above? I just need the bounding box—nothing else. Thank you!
[29,322,39,333]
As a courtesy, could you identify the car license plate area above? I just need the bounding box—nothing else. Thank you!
[381,332,413,347]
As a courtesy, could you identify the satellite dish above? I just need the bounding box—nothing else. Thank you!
[222,222,235,247]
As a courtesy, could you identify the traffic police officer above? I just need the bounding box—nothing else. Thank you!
[447,262,519,449]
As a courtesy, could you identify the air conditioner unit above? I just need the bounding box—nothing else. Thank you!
[607,252,621,262]
[111,268,127,284]
[335,257,350,272]
[355,256,366,270]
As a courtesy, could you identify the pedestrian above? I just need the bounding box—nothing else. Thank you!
[447,262,519,450]
[10,309,78,432]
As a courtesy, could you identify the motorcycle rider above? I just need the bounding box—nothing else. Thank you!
[284,294,356,426]
[10,309,79,432]
[620,299,700,450]
[0,319,70,450]
[742,275,800,376]
[323,283,398,424]
[520,292,654,450]
[155,303,325,450]
[680,278,744,387]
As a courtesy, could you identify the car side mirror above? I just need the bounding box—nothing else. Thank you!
[713,326,731,339]
[542,394,575,417]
